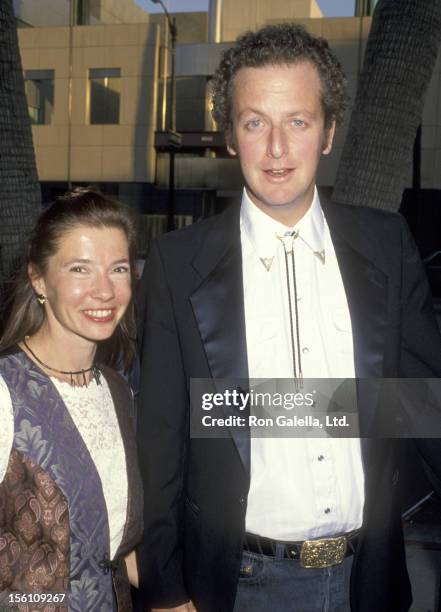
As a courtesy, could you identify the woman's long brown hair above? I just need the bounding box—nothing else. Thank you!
[0,188,138,371]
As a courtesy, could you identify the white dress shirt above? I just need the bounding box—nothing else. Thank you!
[241,187,365,541]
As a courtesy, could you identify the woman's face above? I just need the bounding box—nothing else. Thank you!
[30,224,132,347]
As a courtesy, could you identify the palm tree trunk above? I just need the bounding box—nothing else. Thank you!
[0,0,41,285]
[333,0,441,212]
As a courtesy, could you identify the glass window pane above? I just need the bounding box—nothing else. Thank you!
[89,68,121,125]
[24,69,54,125]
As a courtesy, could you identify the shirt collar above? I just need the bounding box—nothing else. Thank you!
[240,187,325,259]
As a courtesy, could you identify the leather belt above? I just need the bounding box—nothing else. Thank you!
[244,530,360,569]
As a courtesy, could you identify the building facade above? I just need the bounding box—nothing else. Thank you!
[15,0,441,251]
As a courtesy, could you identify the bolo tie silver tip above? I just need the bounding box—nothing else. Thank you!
[259,257,274,271]
[314,250,326,264]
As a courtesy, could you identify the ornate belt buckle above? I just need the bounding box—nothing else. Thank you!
[300,536,347,569]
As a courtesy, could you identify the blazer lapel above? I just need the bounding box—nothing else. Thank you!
[322,200,389,442]
[190,204,250,474]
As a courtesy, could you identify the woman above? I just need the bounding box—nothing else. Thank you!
[0,188,143,611]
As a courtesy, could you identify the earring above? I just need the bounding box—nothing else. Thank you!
[37,294,46,305]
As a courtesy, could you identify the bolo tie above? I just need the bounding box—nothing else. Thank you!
[259,231,326,390]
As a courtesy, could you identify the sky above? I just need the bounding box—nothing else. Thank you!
[136,0,357,18]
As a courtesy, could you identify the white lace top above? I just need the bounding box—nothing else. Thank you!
[0,372,128,558]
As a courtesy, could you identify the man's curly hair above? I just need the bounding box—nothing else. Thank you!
[210,23,347,133]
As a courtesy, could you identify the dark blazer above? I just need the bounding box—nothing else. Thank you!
[136,199,441,612]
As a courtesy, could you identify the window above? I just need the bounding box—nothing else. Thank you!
[89,68,121,125]
[24,70,54,125]
[157,76,209,132]
[74,0,101,26]
[355,0,378,16]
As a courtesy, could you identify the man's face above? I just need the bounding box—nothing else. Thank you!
[227,61,335,224]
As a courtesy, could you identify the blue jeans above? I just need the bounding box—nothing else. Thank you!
[233,548,353,612]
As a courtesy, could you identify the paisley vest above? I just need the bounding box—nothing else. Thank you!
[0,349,143,611]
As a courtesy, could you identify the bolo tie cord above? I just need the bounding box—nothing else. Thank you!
[278,233,303,388]
[290,246,303,383]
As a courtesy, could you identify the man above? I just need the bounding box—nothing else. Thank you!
[136,23,441,612]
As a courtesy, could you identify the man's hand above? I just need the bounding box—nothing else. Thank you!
[151,602,197,612]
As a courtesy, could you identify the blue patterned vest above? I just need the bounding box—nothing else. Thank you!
[0,349,143,611]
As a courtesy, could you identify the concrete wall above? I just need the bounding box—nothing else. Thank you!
[221,0,323,42]
[14,0,151,27]
[14,0,70,27]
[18,22,160,183]
[97,0,150,24]
[149,12,208,46]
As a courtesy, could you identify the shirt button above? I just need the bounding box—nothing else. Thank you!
[239,497,246,505]
[302,347,309,354]
[324,507,331,514]
[318,455,324,461]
